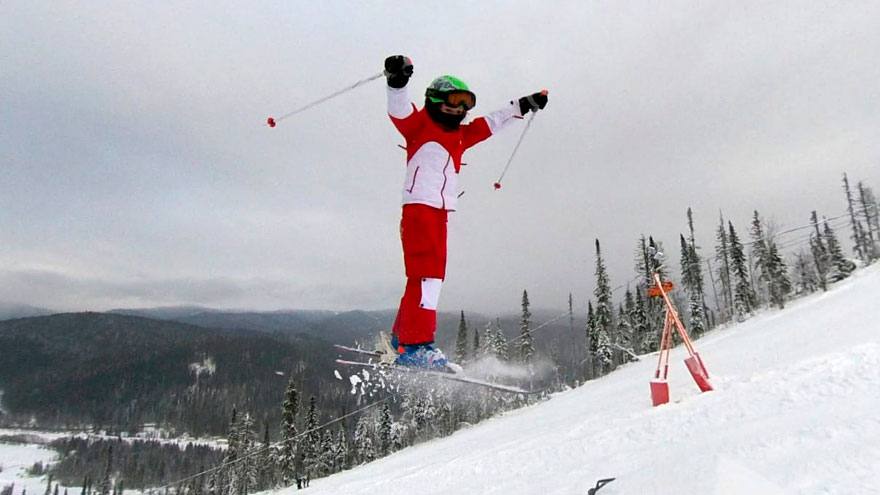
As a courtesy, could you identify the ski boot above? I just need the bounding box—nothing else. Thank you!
[394,343,450,371]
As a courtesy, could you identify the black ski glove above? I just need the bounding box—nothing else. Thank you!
[518,91,548,115]
[384,55,414,89]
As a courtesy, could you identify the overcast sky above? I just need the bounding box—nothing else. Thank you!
[2,1,879,315]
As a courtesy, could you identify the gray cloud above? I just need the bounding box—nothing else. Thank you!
[0,268,400,312]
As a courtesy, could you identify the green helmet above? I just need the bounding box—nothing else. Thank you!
[425,75,475,109]
[426,75,470,101]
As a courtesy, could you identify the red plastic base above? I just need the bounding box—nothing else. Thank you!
[684,354,713,392]
[650,380,669,406]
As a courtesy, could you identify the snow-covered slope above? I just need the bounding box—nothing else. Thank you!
[278,266,880,494]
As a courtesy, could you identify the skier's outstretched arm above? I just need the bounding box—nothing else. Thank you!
[384,55,420,137]
[463,90,548,149]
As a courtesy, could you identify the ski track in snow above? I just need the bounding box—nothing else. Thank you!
[271,266,880,494]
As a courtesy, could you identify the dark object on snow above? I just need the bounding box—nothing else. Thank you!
[587,477,615,494]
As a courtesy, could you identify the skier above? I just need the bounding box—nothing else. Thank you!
[382,54,548,369]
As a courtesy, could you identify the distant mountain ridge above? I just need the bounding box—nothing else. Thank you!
[0,302,55,320]
[109,306,395,346]
[106,305,577,348]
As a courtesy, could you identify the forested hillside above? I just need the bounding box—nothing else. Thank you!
[0,308,584,439]
[0,313,352,436]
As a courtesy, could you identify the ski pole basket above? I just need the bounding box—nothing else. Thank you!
[649,272,713,406]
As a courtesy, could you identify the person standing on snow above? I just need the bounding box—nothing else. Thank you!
[382,54,548,369]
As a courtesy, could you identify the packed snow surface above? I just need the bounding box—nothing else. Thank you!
[273,265,880,494]
[0,442,58,495]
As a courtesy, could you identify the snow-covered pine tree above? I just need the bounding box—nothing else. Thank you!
[647,236,666,277]
[191,470,205,495]
[301,397,320,480]
[389,421,406,453]
[585,300,597,378]
[857,181,878,261]
[352,414,375,465]
[222,409,241,495]
[593,240,614,373]
[868,184,880,241]
[750,211,791,309]
[490,319,509,361]
[809,211,830,291]
[411,392,435,439]
[686,208,709,330]
[314,430,334,477]
[480,321,496,357]
[748,210,772,306]
[455,310,469,364]
[765,242,792,308]
[234,413,258,495]
[824,218,856,281]
[679,234,706,337]
[594,329,613,376]
[793,250,818,295]
[211,467,227,495]
[623,290,635,327]
[472,325,481,361]
[630,289,652,353]
[728,221,756,318]
[714,213,734,322]
[277,380,299,486]
[843,173,868,262]
[567,292,576,378]
[435,394,455,437]
[332,428,348,473]
[517,290,535,364]
[865,183,880,234]
[636,235,667,338]
[257,422,273,490]
[636,235,652,284]
[614,304,633,363]
[98,446,112,495]
[377,403,392,456]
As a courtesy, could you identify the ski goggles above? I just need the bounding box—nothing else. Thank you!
[426,89,476,110]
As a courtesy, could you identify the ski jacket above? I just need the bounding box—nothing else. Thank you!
[387,85,523,211]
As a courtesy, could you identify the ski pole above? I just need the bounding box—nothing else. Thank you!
[493,89,547,190]
[267,72,384,128]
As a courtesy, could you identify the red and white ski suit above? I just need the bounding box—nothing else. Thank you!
[387,85,523,345]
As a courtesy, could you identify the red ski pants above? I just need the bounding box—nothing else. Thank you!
[392,204,447,345]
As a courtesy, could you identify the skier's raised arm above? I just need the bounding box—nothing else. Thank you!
[384,55,419,137]
[462,91,549,150]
